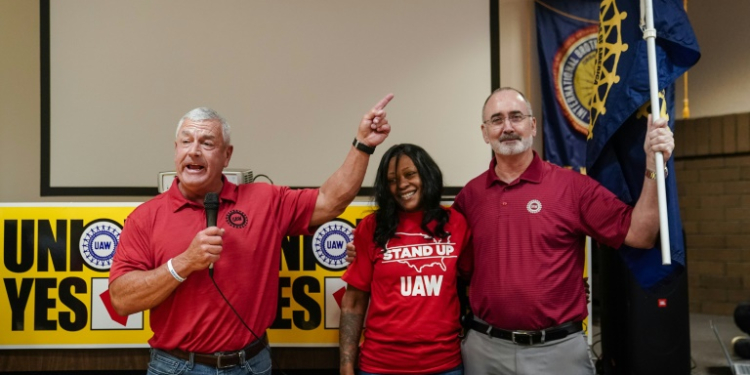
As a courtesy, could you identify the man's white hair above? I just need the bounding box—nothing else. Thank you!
[176,107,231,145]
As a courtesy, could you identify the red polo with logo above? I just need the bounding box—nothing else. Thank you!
[454,152,632,331]
[109,178,318,353]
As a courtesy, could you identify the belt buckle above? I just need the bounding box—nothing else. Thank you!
[512,330,545,345]
[215,352,239,369]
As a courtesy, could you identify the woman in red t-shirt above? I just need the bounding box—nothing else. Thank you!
[339,144,471,375]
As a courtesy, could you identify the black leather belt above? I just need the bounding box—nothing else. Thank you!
[163,333,268,368]
[468,320,582,345]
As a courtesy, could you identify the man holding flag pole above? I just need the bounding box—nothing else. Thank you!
[456,1,699,374]
[456,86,674,374]
[588,0,699,373]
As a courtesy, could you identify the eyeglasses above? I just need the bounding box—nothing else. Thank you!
[483,114,533,127]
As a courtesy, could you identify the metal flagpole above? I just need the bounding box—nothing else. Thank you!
[642,0,672,265]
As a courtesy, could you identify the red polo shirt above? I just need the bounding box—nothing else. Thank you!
[109,178,318,352]
[454,153,631,330]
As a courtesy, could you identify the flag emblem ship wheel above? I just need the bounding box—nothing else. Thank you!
[588,0,628,140]
[552,25,598,136]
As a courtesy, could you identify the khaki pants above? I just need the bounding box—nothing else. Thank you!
[461,318,595,375]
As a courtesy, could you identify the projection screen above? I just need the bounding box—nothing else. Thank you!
[42,0,498,196]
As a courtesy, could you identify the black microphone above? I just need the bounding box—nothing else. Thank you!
[204,192,219,273]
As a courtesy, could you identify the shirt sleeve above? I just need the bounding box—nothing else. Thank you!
[579,176,633,249]
[108,210,154,284]
[341,214,376,292]
[276,186,319,237]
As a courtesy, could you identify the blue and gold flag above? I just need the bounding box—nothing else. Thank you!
[587,0,700,288]
[535,0,600,170]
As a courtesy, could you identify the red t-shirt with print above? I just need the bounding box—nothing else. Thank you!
[342,208,471,374]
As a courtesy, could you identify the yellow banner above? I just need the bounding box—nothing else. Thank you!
[1,202,591,348]
[268,203,374,347]
[0,202,376,348]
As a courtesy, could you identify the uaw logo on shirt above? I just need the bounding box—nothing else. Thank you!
[553,24,599,136]
[79,219,122,270]
[313,219,354,270]
[527,199,542,214]
[225,209,248,228]
[383,233,456,297]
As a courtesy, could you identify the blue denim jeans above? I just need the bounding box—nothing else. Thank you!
[359,364,463,375]
[147,346,272,375]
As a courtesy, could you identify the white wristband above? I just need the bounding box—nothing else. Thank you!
[167,258,186,282]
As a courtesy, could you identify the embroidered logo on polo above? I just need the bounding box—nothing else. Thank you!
[383,233,456,297]
[79,219,122,270]
[225,210,248,228]
[313,219,354,270]
[526,199,542,214]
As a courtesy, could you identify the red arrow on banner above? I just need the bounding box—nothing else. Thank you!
[332,286,346,308]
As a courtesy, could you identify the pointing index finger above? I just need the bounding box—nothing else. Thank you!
[372,93,394,112]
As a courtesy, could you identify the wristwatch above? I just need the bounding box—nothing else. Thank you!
[352,138,375,155]
[645,167,669,180]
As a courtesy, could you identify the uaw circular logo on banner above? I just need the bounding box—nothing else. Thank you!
[79,219,122,270]
[553,25,599,136]
[313,219,354,270]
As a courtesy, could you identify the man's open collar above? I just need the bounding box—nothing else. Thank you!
[167,175,239,212]
[484,151,544,188]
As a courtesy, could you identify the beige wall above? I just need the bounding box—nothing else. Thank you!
[0,1,43,202]
[4,1,750,202]
[674,0,750,119]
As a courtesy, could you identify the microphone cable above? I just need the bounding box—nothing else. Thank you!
[204,193,289,373]
[209,271,288,375]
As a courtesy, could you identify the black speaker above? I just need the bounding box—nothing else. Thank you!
[735,301,750,334]
[598,243,691,375]
[733,336,750,359]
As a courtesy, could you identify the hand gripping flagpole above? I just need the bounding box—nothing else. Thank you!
[642,0,672,265]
